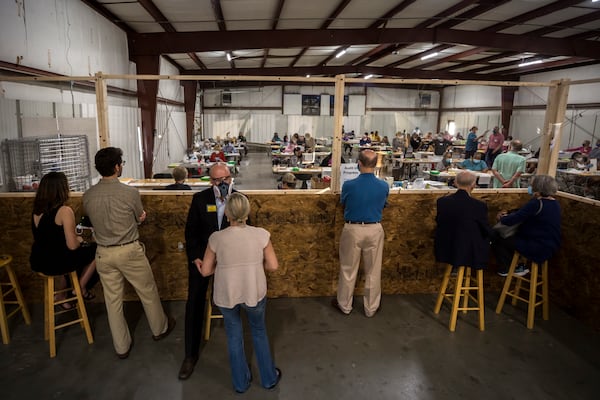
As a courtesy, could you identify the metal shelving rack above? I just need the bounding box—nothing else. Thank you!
[1,135,92,192]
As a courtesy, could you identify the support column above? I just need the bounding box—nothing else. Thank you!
[134,55,160,178]
[182,81,197,150]
[537,79,570,177]
[331,74,345,193]
[501,87,517,135]
[95,72,110,148]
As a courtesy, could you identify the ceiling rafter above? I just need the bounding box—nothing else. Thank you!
[80,0,134,34]
[288,0,352,68]
[261,0,286,68]
[210,0,235,69]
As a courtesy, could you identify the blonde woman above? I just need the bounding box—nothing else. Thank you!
[200,193,281,393]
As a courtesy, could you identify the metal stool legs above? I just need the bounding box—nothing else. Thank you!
[434,265,485,332]
[496,252,549,329]
[0,255,31,344]
[40,271,93,357]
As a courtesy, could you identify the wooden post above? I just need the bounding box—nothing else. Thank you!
[331,74,345,193]
[537,79,570,177]
[94,72,110,148]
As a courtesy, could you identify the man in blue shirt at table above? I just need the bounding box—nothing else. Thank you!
[332,149,389,317]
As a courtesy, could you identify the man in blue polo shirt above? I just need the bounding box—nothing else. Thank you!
[332,149,389,317]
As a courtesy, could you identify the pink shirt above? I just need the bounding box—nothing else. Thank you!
[487,132,504,150]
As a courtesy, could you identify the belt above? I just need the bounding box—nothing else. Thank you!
[345,221,379,224]
[99,239,138,248]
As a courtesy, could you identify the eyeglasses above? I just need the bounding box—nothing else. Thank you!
[210,175,231,184]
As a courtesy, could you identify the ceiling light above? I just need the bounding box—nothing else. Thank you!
[306,74,310,78]
[518,59,543,67]
[420,52,438,61]
[335,49,347,58]
[364,74,374,79]
[226,53,232,62]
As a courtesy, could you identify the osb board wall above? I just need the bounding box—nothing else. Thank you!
[1,191,598,329]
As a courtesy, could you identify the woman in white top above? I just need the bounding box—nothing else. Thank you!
[200,193,281,393]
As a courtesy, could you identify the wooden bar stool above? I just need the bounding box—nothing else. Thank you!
[203,277,223,341]
[38,270,94,357]
[496,252,549,329]
[0,255,31,344]
[434,264,485,332]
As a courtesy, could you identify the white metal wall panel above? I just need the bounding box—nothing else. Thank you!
[153,107,187,175]
[20,100,54,118]
[107,105,143,179]
[0,97,19,141]
[249,114,276,143]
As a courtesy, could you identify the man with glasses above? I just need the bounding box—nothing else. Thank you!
[179,163,236,380]
[83,147,175,359]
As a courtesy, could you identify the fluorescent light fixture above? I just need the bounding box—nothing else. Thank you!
[518,59,543,67]
[420,52,438,61]
[226,52,232,62]
[306,74,310,78]
[364,74,374,79]
[335,49,347,58]
[137,126,144,163]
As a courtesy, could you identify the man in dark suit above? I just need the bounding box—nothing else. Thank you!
[435,171,491,270]
[179,163,234,380]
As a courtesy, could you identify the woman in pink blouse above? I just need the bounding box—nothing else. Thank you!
[200,193,281,393]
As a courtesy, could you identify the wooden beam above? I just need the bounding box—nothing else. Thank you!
[94,72,110,148]
[537,79,570,177]
[331,75,345,194]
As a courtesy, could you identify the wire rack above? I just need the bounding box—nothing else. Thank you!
[1,135,92,192]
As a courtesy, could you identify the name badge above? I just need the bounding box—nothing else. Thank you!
[207,204,217,212]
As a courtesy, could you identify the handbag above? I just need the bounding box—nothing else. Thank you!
[493,199,543,239]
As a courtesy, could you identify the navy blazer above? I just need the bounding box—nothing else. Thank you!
[185,188,229,263]
[435,189,491,269]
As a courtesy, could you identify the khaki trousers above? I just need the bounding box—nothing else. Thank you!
[337,223,384,317]
[96,241,168,354]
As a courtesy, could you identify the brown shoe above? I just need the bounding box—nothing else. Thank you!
[178,356,198,380]
[153,316,176,341]
[116,340,133,359]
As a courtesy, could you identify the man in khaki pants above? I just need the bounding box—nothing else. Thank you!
[332,149,389,317]
[84,147,175,359]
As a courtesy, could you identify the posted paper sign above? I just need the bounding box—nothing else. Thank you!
[340,164,360,188]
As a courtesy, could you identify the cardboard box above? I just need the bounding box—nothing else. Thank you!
[311,177,330,189]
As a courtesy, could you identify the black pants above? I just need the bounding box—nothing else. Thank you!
[184,262,210,358]
[491,230,516,273]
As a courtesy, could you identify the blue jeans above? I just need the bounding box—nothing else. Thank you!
[219,297,278,392]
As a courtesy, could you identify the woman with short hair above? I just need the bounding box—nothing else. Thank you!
[199,193,281,393]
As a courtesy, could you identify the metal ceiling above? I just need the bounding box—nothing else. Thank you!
[81,0,600,82]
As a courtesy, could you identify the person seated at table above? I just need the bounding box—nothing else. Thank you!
[237,132,248,156]
[392,132,404,152]
[458,151,489,172]
[492,175,561,276]
[30,172,98,305]
[432,133,452,156]
[202,140,212,151]
[223,140,236,154]
[320,153,346,167]
[277,173,297,190]
[283,137,298,153]
[359,133,372,146]
[380,136,390,146]
[210,144,226,162]
[343,130,355,155]
[436,151,453,171]
[566,140,592,155]
[297,134,306,147]
[410,132,422,152]
[289,147,303,167]
[424,132,433,141]
[271,132,282,143]
[165,166,192,190]
[455,131,464,140]
[304,132,316,152]
[372,131,381,143]
[282,134,289,146]
[588,140,600,160]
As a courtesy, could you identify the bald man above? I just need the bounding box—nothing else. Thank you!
[332,149,389,318]
[180,163,236,379]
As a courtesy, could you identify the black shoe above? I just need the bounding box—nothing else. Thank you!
[266,368,282,390]
[117,340,133,359]
[178,356,198,380]
[331,299,349,315]
[153,316,176,341]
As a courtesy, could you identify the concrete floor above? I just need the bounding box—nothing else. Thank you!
[3,152,599,399]
[1,294,599,400]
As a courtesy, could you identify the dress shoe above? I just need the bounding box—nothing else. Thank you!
[330,299,349,315]
[178,356,198,380]
[152,316,176,341]
[116,340,133,359]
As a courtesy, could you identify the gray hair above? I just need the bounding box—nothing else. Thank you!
[531,174,558,197]
[225,192,250,223]
[455,171,476,188]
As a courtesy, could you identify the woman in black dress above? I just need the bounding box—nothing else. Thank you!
[30,172,97,304]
